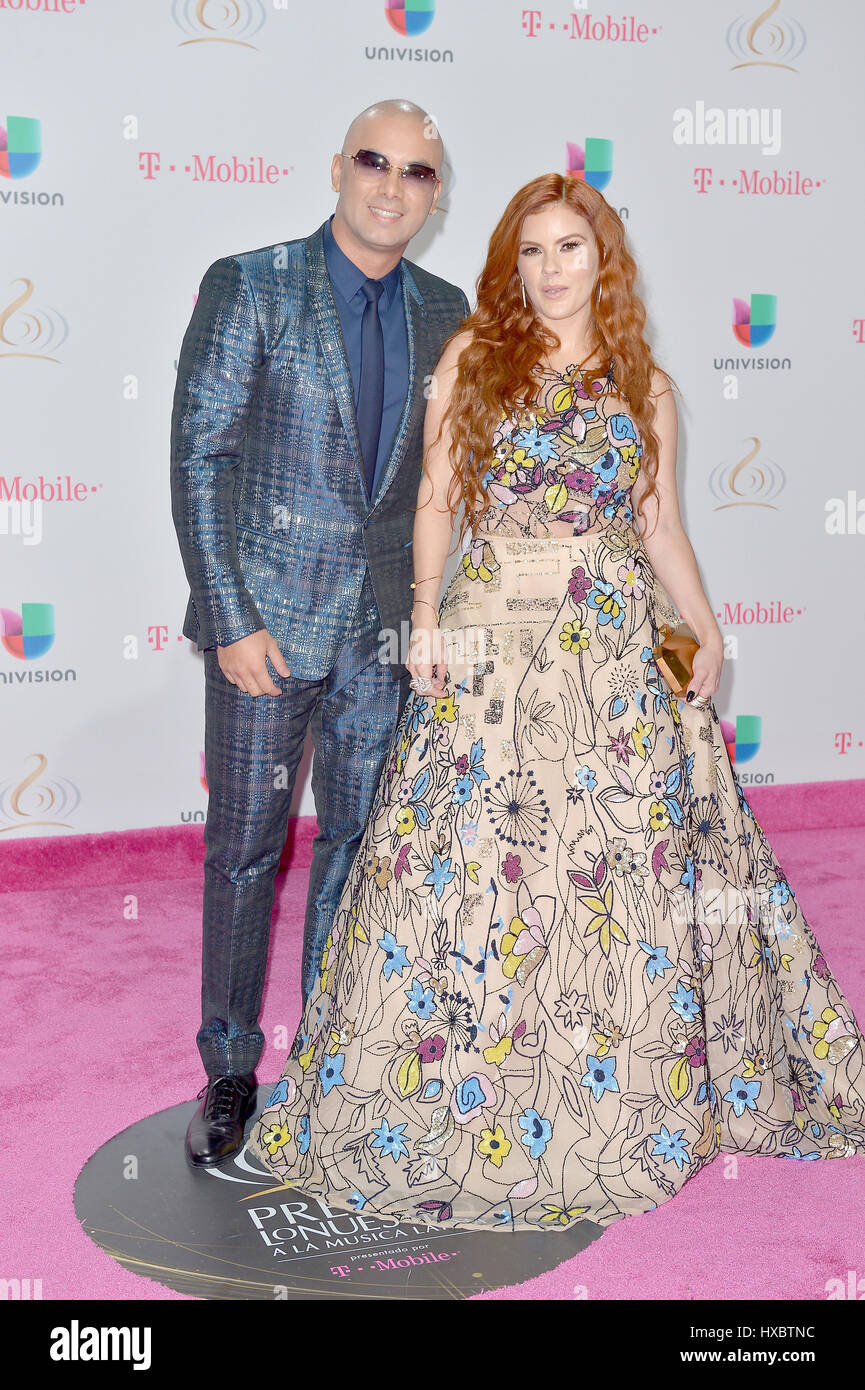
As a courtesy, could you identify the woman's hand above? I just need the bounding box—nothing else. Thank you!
[685,636,723,707]
[406,614,449,699]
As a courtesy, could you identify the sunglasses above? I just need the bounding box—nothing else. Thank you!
[344,148,440,186]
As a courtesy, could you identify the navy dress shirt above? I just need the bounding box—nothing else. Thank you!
[322,215,409,499]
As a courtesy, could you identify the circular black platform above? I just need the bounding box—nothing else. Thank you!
[74,1089,606,1299]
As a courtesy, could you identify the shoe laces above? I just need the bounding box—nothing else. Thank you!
[199,1075,253,1122]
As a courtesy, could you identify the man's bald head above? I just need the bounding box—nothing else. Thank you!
[331,97,444,275]
[343,99,443,173]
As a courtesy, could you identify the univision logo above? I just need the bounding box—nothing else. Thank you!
[367,0,450,62]
[715,293,788,372]
[0,603,73,686]
[566,139,613,192]
[0,116,65,208]
[386,0,435,35]
[733,293,776,347]
[721,714,761,763]
[0,116,41,179]
[1,603,54,659]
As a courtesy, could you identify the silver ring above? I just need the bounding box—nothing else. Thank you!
[412,676,432,692]
[691,695,708,709]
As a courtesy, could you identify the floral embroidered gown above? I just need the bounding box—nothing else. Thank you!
[247,366,865,1231]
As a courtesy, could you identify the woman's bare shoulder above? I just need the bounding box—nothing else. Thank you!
[649,366,675,399]
[435,328,474,372]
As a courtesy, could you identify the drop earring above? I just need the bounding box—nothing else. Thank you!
[595,280,603,307]
[520,277,527,309]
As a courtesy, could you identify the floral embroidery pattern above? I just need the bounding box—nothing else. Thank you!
[247,375,865,1231]
[478,368,641,540]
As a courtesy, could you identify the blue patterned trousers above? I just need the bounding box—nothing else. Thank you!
[196,576,411,1078]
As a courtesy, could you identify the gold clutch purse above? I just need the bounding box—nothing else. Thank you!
[652,620,699,698]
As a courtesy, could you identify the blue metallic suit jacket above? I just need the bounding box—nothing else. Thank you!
[170,221,469,679]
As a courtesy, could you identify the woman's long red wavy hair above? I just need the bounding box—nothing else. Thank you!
[433,173,667,544]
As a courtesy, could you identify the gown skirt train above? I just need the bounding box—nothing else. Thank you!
[246,520,865,1232]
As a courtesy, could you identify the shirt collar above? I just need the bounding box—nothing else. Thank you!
[323,214,402,311]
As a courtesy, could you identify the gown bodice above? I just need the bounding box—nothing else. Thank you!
[470,365,643,542]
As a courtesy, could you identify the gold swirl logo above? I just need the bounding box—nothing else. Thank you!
[0,277,69,361]
[709,437,786,509]
[172,0,266,47]
[726,0,807,71]
[0,753,80,834]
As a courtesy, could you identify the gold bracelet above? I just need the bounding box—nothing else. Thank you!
[410,574,442,590]
[411,599,439,621]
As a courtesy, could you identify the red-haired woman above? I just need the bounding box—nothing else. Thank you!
[248,176,865,1232]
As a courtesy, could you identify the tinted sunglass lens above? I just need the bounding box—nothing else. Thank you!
[353,151,437,182]
[355,150,387,173]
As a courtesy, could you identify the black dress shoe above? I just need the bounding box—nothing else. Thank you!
[185,1072,258,1167]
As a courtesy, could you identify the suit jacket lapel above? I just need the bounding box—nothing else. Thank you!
[305,225,368,498]
[372,262,428,509]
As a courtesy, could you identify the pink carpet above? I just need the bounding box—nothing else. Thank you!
[3,780,865,1301]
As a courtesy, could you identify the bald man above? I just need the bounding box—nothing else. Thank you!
[171,100,468,1165]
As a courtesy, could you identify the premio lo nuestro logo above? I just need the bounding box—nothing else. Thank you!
[566,139,613,192]
[0,753,80,835]
[709,437,786,510]
[0,116,41,179]
[0,277,69,361]
[386,0,435,35]
[727,0,806,71]
[1,603,55,660]
[172,0,266,46]
[733,293,776,346]
[721,715,762,764]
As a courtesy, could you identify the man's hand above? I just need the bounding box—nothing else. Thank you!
[216,629,291,696]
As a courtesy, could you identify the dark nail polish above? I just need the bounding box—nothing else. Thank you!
[686,691,695,702]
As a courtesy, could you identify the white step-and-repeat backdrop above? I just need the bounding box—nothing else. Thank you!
[2,0,863,837]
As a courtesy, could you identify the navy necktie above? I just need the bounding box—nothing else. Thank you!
[357,277,385,498]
